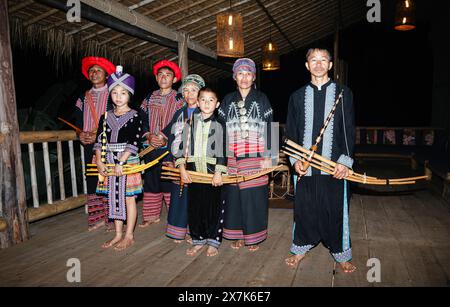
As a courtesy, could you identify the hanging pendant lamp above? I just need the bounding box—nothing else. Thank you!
[262,26,280,71]
[216,1,244,58]
[394,0,416,31]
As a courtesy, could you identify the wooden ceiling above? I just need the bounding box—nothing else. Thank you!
[8,0,366,81]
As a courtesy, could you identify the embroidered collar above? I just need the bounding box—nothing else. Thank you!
[195,109,216,123]
[309,79,333,91]
[91,84,108,92]
[235,87,258,104]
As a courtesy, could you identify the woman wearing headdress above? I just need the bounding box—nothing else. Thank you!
[163,74,205,243]
[218,58,274,252]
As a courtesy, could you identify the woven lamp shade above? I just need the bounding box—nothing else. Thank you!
[394,0,416,31]
[216,10,244,58]
[262,41,280,71]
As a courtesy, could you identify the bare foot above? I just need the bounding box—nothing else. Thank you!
[186,237,193,245]
[339,262,357,273]
[285,253,306,268]
[173,239,183,244]
[248,245,259,252]
[231,240,245,250]
[88,220,105,232]
[101,235,122,249]
[186,245,204,256]
[206,246,219,257]
[138,218,160,228]
[105,223,115,233]
[114,236,135,251]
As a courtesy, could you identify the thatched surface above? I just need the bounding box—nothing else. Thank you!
[8,0,365,80]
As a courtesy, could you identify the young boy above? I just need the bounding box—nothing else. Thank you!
[139,60,184,227]
[175,88,227,257]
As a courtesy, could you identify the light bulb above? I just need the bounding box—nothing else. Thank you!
[228,15,233,26]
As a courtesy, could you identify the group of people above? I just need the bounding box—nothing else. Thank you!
[74,47,356,273]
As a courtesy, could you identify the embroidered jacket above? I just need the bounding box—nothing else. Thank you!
[285,79,355,176]
[174,110,227,175]
[74,85,112,132]
[218,87,274,160]
[139,89,185,139]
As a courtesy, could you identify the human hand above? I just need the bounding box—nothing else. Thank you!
[97,161,108,177]
[212,172,223,187]
[148,134,165,148]
[333,163,349,180]
[80,131,96,145]
[179,166,192,184]
[114,164,124,177]
[294,161,307,177]
[162,161,175,168]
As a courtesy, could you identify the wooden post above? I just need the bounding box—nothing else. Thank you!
[333,24,340,83]
[0,0,29,247]
[178,32,189,80]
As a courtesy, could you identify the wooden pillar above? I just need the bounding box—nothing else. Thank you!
[333,24,340,83]
[0,0,29,248]
[178,32,188,80]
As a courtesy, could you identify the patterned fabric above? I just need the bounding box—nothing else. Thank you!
[180,74,205,92]
[166,184,189,240]
[140,89,185,137]
[93,110,143,221]
[227,157,268,190]
[286,80,355,176]
[172,111,226,175]
[232,58,257,80]
[107,69,135,94]
[222,184,269,246]
[290,243,314,255]
[142,192,171,221]
[332,248,352,263]
[75,85,110,132]
[218,88,273,159]
[87,194,107,227]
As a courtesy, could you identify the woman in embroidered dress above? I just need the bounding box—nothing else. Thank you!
[218,58,274,252]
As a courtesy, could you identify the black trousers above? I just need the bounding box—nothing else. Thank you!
[142,148,172,193]
[293,175,351,257]
[84,144,98,194]
[188,183,224,248]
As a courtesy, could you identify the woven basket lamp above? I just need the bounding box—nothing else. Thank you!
[216,9,244,58]
[262,41,280,71]
[394,0,416,31]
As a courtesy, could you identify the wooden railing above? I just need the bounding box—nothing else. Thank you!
[19,130,87,222]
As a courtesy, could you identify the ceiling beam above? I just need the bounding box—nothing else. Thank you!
[34,0,231,72]
[255,0,295,51]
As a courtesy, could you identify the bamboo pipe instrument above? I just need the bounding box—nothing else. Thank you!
[283,140,429,185]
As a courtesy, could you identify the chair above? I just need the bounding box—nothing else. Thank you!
[270,152,292,199]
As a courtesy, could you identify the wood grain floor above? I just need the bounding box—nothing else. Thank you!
[1,189,449,287]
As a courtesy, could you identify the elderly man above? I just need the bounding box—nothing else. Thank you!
[285,48,356,273]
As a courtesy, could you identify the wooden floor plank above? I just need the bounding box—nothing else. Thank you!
[1,191,450,287]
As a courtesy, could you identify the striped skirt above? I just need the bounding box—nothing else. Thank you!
[223,157,269,245]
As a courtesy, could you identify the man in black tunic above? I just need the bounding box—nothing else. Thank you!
[285,48,356,273]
